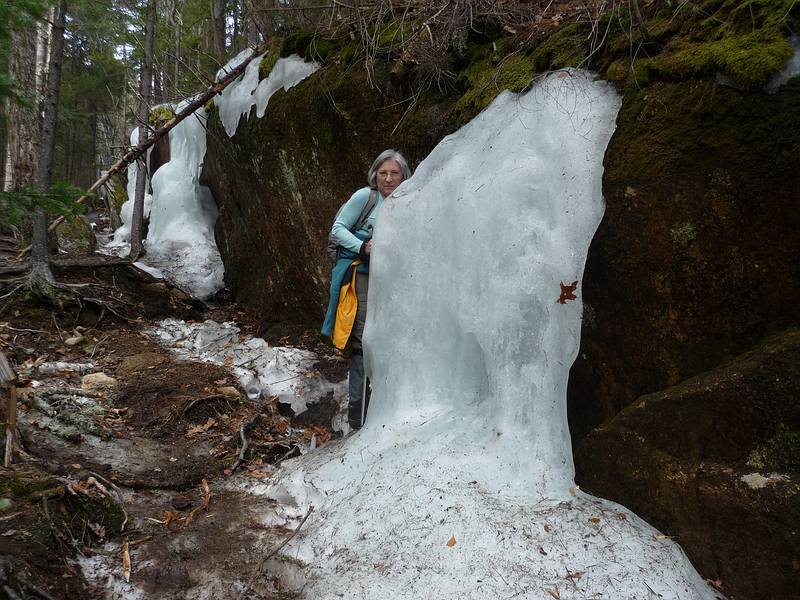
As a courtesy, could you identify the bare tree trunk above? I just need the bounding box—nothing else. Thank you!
[30,0,67,292]
[212,0,227,57]
[7,27,38,193]
[174,11,181,94]
[129,0,156,261]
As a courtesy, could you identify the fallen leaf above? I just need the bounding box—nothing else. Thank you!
[616,512,627,521]
[373,562,385,569]
[185,417,216,438]
[543,524,552,533]
[547,588,561,600]
[446,535,456,547]
[200,479,211,509]
[246,470,271,479]
[557,281,578,304]
[588,517,601,524]
[122,542,131,582]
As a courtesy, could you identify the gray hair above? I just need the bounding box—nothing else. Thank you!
[367,149,411,189]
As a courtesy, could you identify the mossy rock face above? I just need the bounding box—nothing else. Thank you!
[202,61,456,323]
[598,0,798,88]
[575,328,800,600]
[568,78,800,442]
[55,215,96,254]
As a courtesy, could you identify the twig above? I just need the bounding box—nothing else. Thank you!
[238,505,315,600]
[231,413,263,472]
[0,324,48,334]
[183,394,230,415]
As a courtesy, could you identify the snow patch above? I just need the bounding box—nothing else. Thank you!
[740,472,789,489]
[147,319,347,424]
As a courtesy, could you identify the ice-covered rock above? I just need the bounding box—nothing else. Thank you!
[215,52,319,137]
[104,54,319,300]
[262,71,721,599]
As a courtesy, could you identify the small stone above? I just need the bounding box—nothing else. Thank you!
[0,498,13,512]
[81,372,118,390]
[217,386,240,400]
[64,336,85,346]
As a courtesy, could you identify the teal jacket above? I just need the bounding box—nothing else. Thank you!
[322,187,384,339]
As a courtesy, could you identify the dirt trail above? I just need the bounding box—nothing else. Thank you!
[0,262,345,599]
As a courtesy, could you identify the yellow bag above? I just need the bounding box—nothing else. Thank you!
[332,261,361,350]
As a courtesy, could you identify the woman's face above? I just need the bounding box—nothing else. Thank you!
[376,159,404,197]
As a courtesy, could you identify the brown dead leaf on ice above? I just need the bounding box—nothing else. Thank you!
[446,535,456,547]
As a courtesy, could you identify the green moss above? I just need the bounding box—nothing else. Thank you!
[653,32,792,86]
[281,32,336,62]
[259,48,281,80]
[339,41,360,65]
[111,174,127,214]
[670,222,697,247]
[148,105,175,127]
[601,0,798,88]
[606,59,629,83]
[530,23,588,71]
[747,424,800,472]
[456,48,536,118]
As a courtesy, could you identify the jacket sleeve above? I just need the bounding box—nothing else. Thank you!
[331,187,371,254]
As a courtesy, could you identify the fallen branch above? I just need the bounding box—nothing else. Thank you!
[238,505,315,600]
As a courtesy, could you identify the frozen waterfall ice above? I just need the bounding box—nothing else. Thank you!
[105,54,319,299]
[215,50,319,137]
[106,103,223,300]
[258,71,721,600]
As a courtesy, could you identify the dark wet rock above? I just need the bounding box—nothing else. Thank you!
[569,78,800,442]
[575,328,800,600]
[203,62,454,324]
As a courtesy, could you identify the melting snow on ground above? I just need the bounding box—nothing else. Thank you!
[255,71,722,600]
[148,319,347,424]
[103,54,318,300]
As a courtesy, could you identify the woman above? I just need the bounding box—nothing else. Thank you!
[322,149,411,430]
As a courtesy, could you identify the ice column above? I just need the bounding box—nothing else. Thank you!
[365,71,620,499]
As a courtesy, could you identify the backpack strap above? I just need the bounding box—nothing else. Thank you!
[352,189,378,234]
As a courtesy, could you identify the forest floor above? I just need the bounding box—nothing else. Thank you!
[0,258,346,600]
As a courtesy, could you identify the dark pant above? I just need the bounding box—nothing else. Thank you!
[348,271,370,428]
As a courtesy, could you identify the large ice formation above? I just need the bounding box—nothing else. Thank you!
[107,103,222,300]
[260,71,721,600]
[106,54,318,299]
